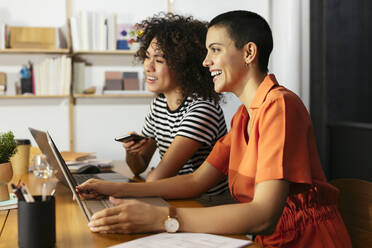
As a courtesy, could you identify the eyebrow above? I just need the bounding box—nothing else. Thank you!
[145,51,165,58]
[208,42,223,48]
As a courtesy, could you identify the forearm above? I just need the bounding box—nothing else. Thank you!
[175,180,289,235]
[114,173,205,199]
[126,152,148,176]
[177,202,278,235]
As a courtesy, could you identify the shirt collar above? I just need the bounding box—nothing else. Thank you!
[249,74,278,109]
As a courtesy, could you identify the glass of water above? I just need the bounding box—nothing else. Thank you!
[32,154,55,179]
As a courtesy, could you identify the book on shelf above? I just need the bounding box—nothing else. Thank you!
[79,10,89,51]
[9,26,57,49]
[107,14,117,51]
[0,22,8,50]
[70,11,137,52]
[70,16,80,51]
[33,55,71,95]
[73,62,86,94]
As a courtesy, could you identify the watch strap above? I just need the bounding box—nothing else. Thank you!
[169,206,177,219]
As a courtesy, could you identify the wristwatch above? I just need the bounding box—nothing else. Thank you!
[164,206,179,233]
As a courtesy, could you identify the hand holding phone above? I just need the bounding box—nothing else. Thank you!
[115,134,148,143]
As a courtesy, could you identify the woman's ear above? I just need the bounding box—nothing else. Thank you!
[244,42,258,65]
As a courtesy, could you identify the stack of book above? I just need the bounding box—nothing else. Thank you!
[70,11,140,52]
[103,71,140,93]
[0,22,8,50]
[70,11,117,51]
[32,55,71,95]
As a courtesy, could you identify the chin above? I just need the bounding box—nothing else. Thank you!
[214,83,224,93]
[146,86,158,93]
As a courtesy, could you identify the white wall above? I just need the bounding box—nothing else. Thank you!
[0,0,310,161]
[0,0,66,27]
[270,0,310,109]
[0,98,70,149]
[74,97,153,160]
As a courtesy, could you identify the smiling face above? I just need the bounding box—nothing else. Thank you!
[144,38,177,94]
[203,26,247,94]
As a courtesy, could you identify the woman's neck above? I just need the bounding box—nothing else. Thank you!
[238,71,267,117]
[164,88,184,111]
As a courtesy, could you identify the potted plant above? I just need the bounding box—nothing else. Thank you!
[0,131,17,201]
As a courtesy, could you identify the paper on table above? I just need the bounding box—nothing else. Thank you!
[0,193,18,211]
[109,232,252,248]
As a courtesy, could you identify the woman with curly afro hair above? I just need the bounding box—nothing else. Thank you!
[122,13,230,198]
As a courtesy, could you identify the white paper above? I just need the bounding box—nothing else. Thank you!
[109,232,252,248]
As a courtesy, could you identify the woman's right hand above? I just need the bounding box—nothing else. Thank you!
[76,179,120,199]
[122,132,149,155]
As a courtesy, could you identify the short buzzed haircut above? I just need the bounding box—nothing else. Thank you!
[209,10,273,73]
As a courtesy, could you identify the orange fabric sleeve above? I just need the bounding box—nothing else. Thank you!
[206,113,238,175]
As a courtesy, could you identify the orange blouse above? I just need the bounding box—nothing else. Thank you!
[206,74,351,247]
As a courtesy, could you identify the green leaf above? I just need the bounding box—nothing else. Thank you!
[0,131,18,164]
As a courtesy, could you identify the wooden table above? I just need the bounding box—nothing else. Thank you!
[0,161,258,247]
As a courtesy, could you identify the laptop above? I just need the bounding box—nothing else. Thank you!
[29,127,168,221]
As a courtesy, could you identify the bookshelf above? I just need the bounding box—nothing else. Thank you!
[0,0,188,163]
[73,50,136,55]
[0,48,70,54]
[74,93,154,98]
[0,95,69,99]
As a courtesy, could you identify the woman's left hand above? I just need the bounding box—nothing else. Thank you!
[87,197,168,234]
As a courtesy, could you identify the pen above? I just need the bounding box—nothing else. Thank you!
[10,183,25,201]
[42,183,47,202]
[20,186,31,202]
[21,183,35,203]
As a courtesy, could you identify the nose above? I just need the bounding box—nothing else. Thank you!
[202,53,212,68]
[144,58,154,72]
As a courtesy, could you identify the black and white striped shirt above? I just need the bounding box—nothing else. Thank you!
[142,96,228,195]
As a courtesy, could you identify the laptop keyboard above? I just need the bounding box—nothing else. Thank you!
[101,198,114,208]
[73,174,98,185]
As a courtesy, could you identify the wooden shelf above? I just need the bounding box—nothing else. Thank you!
[0,48,70,54]
[74,92,154,98]
[0,95,70,99]
[73,50,136,55]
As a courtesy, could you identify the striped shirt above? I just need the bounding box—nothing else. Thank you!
[142,95,228,195]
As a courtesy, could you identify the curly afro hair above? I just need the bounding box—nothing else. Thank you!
[135,12,221,103]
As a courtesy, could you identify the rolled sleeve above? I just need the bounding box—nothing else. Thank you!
[206,133,231,175]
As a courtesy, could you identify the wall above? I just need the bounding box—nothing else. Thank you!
[0,0,310,163]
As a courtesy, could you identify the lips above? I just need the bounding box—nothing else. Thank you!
[210,70,222,82]
[146,76,157,83]
[211,70,222,77]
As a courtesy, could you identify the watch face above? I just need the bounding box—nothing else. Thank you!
[165,218,179,233]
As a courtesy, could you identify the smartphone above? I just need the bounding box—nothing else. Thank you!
[115,134,148,143]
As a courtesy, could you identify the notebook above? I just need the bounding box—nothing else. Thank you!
[29,127,168,221]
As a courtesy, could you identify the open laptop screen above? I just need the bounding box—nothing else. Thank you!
[29,127,91,220]
[29,127,168,221]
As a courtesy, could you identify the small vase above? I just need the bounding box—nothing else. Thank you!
[0,162,13,201]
